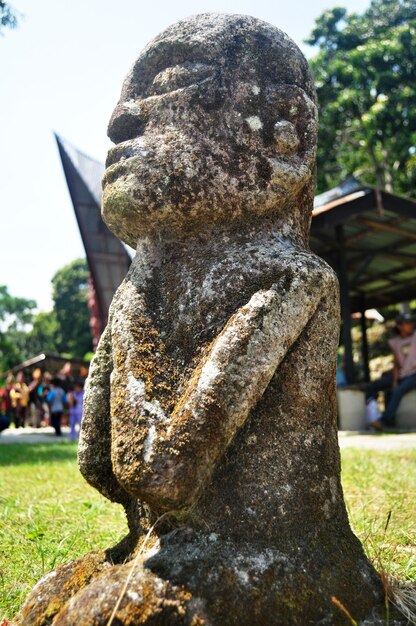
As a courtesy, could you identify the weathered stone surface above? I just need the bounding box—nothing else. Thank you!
[17,13,395,626]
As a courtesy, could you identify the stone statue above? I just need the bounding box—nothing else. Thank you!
[18,13,387,626]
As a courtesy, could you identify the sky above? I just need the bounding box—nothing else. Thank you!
[0,0,369,312]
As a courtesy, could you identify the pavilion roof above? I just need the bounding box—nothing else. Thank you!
[311,178,416,312]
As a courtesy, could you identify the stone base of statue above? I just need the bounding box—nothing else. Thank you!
[17,525,406,625]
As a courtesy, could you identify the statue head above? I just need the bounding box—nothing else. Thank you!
[103,14,317,247]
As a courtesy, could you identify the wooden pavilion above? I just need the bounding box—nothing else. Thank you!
[312,178,416,383]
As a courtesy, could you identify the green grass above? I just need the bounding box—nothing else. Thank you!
[0,444,415,621]
[0,442,127,620]
[341,448,416,583]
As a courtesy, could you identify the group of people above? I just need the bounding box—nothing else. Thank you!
[1,314,415,437]
[0,365,85,439]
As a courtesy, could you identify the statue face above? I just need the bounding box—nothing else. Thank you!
[102,14,317,246]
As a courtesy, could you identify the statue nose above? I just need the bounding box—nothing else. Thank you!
[108,100,146,144]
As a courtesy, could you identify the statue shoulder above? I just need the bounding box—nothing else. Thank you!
[276,248,338,284]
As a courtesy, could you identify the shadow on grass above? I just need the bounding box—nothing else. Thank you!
[0,442,78,466]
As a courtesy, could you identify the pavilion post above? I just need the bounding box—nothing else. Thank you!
[359,296,370,382]
[336,225,355,384]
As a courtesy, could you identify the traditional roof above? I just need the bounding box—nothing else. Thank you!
[55,134,132,327]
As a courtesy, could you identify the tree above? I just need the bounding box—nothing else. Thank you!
[26,310,61,357]
[51,259,92,358]
[0,285,36,372]
[0,1,19,33]
[0,260,93,371]
[307,0,416,195]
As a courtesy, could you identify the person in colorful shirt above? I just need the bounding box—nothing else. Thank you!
[9,371,29,428]
[0,373,14,417]
[46,378,67,436]
[68,380,84,441]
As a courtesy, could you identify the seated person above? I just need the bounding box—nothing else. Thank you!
[368,313,416,429]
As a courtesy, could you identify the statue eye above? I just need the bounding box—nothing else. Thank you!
[273,120,300,154]
[151,63,214,95]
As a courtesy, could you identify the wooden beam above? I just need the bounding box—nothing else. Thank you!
[383,252,416,265]
[347,216,408,246]
[379,190,416,220]
[354,265,416,290]
[352,278,416,310]
[355,217,416,242]
[312,190,375,231]
[346,227,374,246]
[340,241,416,267]
[375,276,416,294]
[312,190,368,217]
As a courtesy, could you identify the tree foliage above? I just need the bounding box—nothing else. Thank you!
[307,0,416,195]
[0,1,19,33]
[0,286,36,372]
[51,258,92,358]
[26,311,61,357]
[0,259,93,372]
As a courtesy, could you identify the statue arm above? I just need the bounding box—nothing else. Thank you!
[78,313,133,508]
[111,260,338,512]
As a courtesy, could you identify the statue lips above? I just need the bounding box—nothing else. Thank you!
[103,142,156,188]
[105,138,154,165]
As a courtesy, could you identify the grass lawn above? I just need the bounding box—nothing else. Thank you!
[0,442,127,621]
[0,442,415,621]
